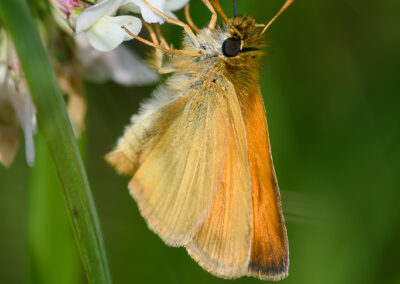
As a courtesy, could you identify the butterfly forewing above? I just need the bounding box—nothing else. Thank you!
[243,89,289,280]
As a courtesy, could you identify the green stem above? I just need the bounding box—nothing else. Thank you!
[27,134,82,284]
[0,1,112,283]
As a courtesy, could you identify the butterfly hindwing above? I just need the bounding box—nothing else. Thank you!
[126,82,233,246]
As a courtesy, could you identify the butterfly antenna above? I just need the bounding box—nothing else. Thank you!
[232,0,238,17]
[261,0,294,34]
[210,0,242,38]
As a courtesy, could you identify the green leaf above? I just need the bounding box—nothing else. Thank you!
[0,1,112,283]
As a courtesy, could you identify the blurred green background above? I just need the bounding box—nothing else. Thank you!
[1,0,400,283]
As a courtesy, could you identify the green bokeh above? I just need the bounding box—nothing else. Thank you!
[1,0,400,283]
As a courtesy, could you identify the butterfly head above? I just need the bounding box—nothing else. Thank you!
[194,16,266,92]
[221,16,265,60]
[192,16,265,62]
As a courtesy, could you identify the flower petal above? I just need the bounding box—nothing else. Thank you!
[75,0,126,33]
[0,29,8,83]
[130,0,166,24]
[75,34,158,86]
[22,108,36,167]
[119,2,141,14]
[111,15,142,41]
[165,0,189,11]
[8,84,37,167]
[86,16,124,52]
[85,15,141,52]
[107,44,159,85]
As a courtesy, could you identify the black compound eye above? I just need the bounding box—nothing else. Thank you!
[222,37,241,57]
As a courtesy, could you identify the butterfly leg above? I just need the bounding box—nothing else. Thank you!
[184,4,200,33]
[142,22,175,74]
[141,0,200,47]
[202,0,217,30]
[154,24,170,50]
[121,25,203,57]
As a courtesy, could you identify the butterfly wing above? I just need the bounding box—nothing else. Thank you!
[185,78,252,278]
[244,89,289,280]
[106,96,187,176]
[110,81,236,247]
[107,78,288,280]
[184,86,289,280]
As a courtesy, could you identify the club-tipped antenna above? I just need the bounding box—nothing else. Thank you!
[262,0,294,34]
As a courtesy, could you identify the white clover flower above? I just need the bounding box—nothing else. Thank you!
[76,0,142,52]
[76,0,189,52]
[0,30,37,167]
[75,33,159,86]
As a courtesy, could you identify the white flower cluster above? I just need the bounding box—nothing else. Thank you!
[0,0,189,168]
[76,0,188,52]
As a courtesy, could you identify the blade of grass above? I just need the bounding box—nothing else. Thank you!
[0,1,112,283]
[27,133,82,284]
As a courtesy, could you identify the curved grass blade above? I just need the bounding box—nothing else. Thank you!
[0,1,112,283]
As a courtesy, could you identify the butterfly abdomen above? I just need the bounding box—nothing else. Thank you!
[105,121,150,175]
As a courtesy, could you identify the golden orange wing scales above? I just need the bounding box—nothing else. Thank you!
[244,89,289,280]
[185,79,252,278]
[107,78,289,280]
[106,99,185,176]
[125,84,232,247]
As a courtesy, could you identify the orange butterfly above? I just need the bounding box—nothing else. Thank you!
[106,0,294,280]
